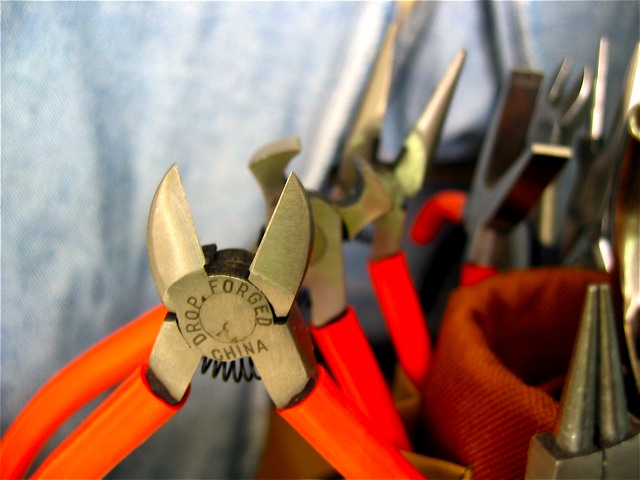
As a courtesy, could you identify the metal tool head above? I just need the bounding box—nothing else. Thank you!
[338,23,397,191]
[463,70,568,235]
[248,138,389,321]
[146,164,317,408]
[305,198,347,327]
[531,58,593,146]
[337,158,392,240]
[393,48,466,197]
[557,66,593,142]
[614,102,640,393]
[464,69,571,267]
[249,137,301,219]
[147,164,206,311]
[526,283,639,479]
[360,49,466,259]
[590,37,609,145]
[554,284,600,455]
[561,38,610,259]
[249,173,313,318]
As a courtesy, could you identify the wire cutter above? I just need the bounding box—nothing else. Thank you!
[2,164,423,479]
[333,23,466,391]
[525,283,640,479]
[250,137,411,451]
[412,68,571,287]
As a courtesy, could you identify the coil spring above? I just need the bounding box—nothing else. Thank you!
[200,356,262,383]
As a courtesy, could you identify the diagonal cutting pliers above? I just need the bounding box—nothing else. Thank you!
[250,137,412,451]
[2,164,423,479]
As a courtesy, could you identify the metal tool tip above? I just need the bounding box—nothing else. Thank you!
[249,170,312,317]
[554,283,599,454]
[597,284,631,447]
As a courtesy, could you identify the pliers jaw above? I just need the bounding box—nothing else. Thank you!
[526,284,640,479]
[146,164,317,409]
[305,197,348,326]
[338,24,398,192]
[248,138,392,325]
[336,21,466,258]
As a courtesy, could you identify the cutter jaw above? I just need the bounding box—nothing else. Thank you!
[146,165,316,409]
[305,197,348,327]
[147,165,207,311]
[248,139,392,322]
[249,173,313,318]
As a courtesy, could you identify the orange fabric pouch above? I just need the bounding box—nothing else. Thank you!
[420,267,609,479]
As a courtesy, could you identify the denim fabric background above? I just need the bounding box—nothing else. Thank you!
[2,1,637,478]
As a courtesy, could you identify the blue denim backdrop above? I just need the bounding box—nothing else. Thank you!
[2,1,637,478]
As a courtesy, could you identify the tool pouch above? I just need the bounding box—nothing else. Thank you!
[255,267,613,479]
[419,267,610,479]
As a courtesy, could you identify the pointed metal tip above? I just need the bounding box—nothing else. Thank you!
[394,48,466,197]
[622,41,640,118]
[596,284,631,447]
[591,37,609,142]
[338,22,397,190]
[147,164,205,308]
[549,57,574,103]
[560,65,593,130]
[554,284,599,454]
[249,172,312,317]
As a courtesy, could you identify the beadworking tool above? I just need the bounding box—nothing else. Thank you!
[250,137,412,451]
[412,68,571,287]
[332,22,465,391]
[525,283,640,479]
[531,57,593,264]
[2,164,422,480]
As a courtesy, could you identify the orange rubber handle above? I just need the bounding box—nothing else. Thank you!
[0,305,166,479]
[31,365,186,479]
[278,366,423,479]
[369,253,432,392]
[310,307,411,450]
[411,190,466,244]
[460,263,499,287]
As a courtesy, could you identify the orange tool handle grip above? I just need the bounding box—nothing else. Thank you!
[0,305,166,480]
[460,263,499,287]
[411,190,466,244]
[278,366,423,480]
[369,253,432,392]
[31,365,186,479]
[310,307,412,451]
